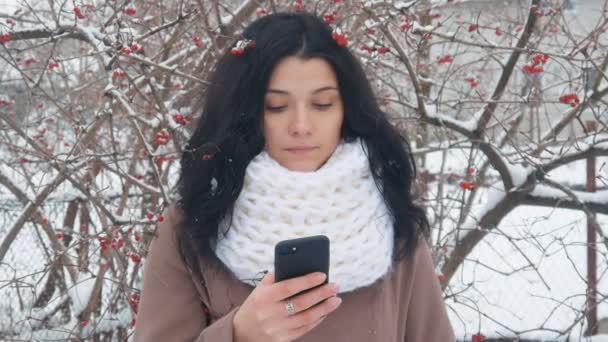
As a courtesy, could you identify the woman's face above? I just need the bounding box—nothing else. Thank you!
[263,57,344,172]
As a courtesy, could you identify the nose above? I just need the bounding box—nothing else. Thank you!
[287,105,312,136]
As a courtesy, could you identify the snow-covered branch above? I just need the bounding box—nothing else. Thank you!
[525,183,608,215]
[538,134,608,174]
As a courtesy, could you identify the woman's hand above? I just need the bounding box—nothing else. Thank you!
[233,272,341,342]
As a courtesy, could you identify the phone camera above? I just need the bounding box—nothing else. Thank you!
[279,246,297,255]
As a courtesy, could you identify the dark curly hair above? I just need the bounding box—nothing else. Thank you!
[175,12,430,282]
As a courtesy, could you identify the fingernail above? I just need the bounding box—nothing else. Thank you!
[330,283,339,292]
[330,297,342,306]
[317,273,327,281]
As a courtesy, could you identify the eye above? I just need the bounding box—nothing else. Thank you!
[314,103,333,110]
[266,105,287,113]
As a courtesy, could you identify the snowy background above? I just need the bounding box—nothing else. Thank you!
[1,0,607,341]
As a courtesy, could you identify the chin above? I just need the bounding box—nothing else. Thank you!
[286,164,319,172]
[281,160,321,172]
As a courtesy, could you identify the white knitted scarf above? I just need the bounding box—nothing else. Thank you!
[214,139,394,293]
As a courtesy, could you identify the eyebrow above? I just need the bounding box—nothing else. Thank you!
[266,86,339,95]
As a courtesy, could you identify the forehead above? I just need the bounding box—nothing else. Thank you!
[266,57,338,92]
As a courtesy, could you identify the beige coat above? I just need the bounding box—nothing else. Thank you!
[134,205,456,341]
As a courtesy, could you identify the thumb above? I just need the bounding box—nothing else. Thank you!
[260,271,275,286]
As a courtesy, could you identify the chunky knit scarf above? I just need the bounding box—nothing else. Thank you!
[214,139,394,293]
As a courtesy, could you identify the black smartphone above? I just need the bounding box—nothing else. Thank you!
[274,235,330,287]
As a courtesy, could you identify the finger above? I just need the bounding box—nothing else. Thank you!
[284,296,342,330]
[270,282,338,317]
[284,315,327,341]
[270,272,327,301]
[260,271,275,286]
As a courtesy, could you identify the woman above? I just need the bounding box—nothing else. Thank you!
[134,12,455,342]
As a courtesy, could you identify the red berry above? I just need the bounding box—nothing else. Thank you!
[522,64,544,74]
[193,35,203,48]
[230,47,244,56]
[559,93,580,107]
[124,8,137,16]
[153,131,170,146]
[172,113,187,125]
[377,47,390,54]
[532,53,549,66]
[145,213,154,220]
[0,33,12,43]
[472,333,486,342]
[331,31,348,47]
[531,5,544,17]
[437,55,453,64]
[74,7,86,19]
[459,181,475,190]
[112,70,126,78]
[360,45,373,53]
[153,156,168,165]
[465,77,480,88]
[323,14,336,24]
[156,215,164,222]
[256,8,268,16]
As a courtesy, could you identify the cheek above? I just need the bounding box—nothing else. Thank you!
[327,110,344,137]
[263,117,284,147]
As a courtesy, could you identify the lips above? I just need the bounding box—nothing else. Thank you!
[285,146,318,154]
[286,146,316,151]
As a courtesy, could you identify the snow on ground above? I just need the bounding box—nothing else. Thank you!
[420,149,608,340]
[448,205,607,340]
